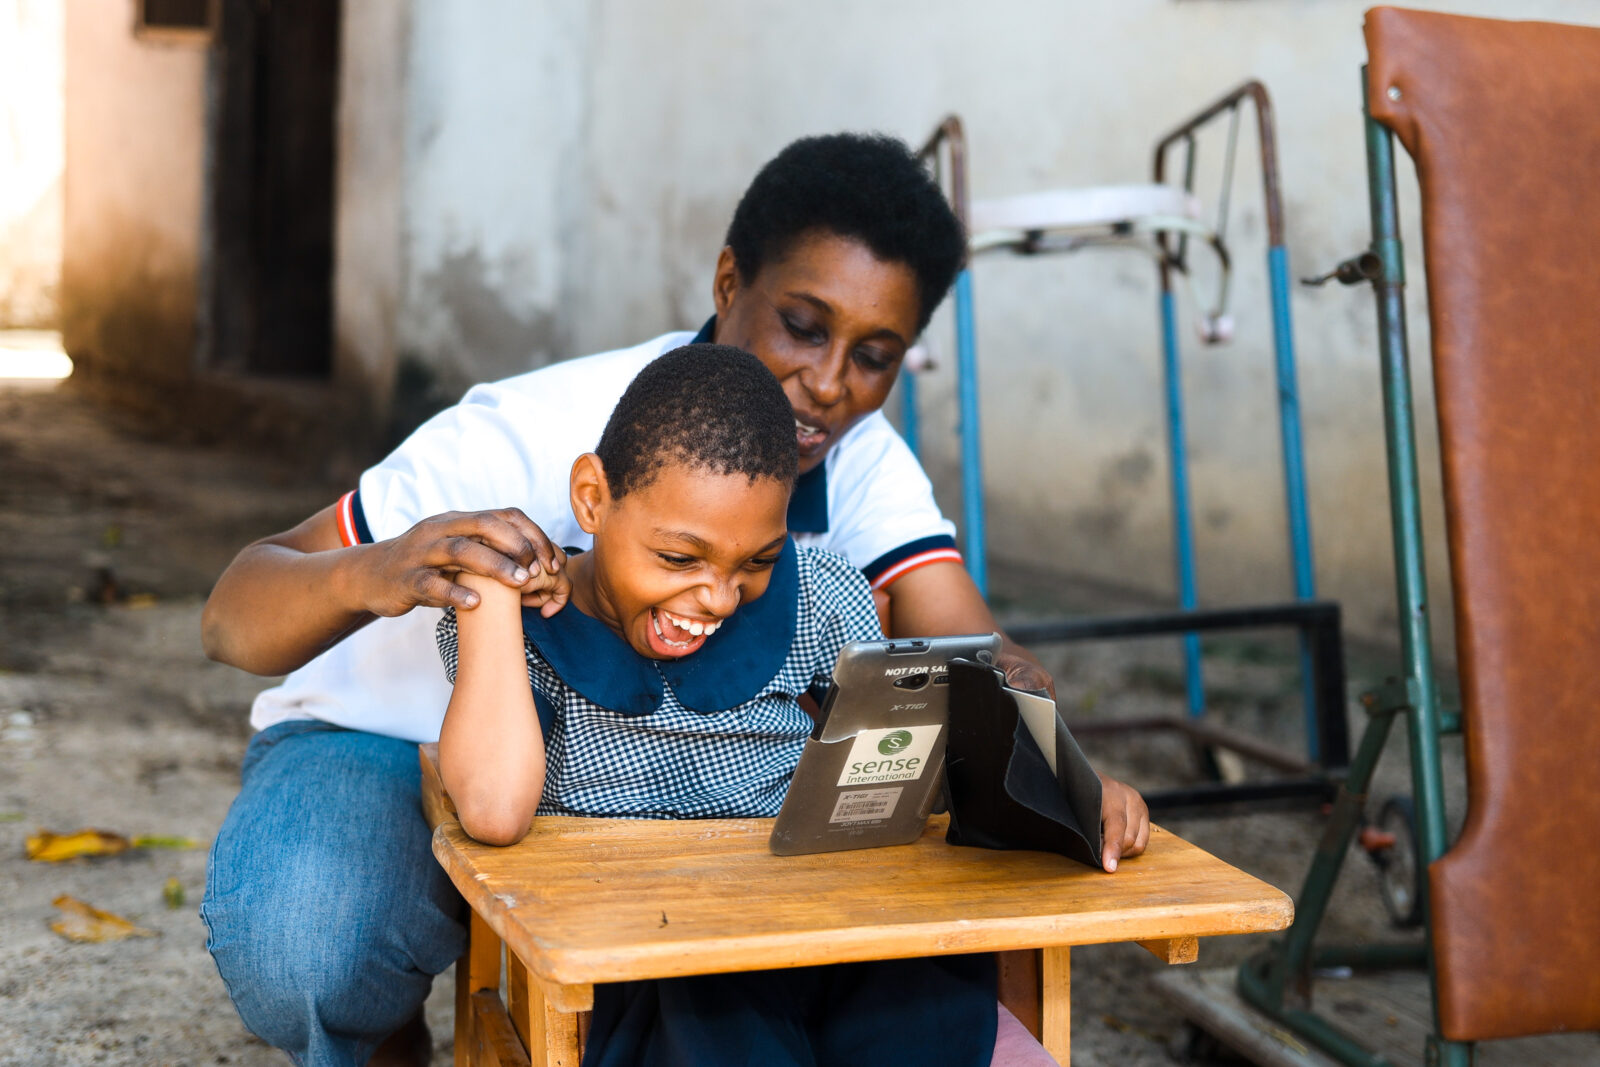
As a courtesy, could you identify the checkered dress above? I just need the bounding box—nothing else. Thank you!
[437,545,883,819]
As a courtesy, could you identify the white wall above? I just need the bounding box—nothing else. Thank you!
[60,0,207,382]
[0,0,64,328]
[397,0,592,390]
[367,0,1600,646]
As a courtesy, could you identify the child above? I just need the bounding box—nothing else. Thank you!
[435,344,1024,1066]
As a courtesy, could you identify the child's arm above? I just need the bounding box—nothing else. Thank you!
[439,569,549,845]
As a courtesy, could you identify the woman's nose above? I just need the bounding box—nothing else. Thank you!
[800,346,848,407]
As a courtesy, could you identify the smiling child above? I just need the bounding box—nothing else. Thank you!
[433,344,1013,1066]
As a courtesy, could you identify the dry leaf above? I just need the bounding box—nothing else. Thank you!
[49,895,157,943]
[26,829,131,862]
[162,877,185,910]
[131,834,199,851]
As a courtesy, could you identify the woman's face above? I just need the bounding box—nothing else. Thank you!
[713,231,923,475]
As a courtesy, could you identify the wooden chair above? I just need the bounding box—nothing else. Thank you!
[419,745,1291,1066]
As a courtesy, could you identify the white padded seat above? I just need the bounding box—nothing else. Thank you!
[969,183,1207,253]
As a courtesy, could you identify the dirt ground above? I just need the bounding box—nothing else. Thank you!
[0,375,1447,1066]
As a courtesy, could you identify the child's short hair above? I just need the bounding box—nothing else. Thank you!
[595,343,799,499]
[723,132,966,335]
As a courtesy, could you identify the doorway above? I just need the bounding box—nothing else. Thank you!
[206,0,340,378]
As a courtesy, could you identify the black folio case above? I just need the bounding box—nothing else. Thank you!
[768,633,1002,856]
[942,658,1104,869]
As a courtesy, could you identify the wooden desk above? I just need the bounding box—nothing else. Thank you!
[420,746,1292,1066]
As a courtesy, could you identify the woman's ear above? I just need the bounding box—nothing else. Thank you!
[569,453,610,535]
[711,246,741,324]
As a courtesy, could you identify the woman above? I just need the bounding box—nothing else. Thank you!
[200,132,1147,1066]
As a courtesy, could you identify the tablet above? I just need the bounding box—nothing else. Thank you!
[768,633,1002,856]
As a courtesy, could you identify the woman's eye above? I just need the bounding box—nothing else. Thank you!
[781,315,824,344]
[854,347,894,372]
[746,556,780,571]
[657,553,694,567]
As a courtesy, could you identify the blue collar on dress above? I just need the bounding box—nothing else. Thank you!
[690,315,829,534]
[520,536,801,716]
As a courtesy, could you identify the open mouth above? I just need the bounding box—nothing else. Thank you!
[794,416,828,452]
[646,607,721,658]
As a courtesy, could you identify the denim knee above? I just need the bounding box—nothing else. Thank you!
[202,722,465,1062]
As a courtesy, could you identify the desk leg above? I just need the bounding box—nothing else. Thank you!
[1041,947,1070,1065]
[506,952,582,1067]
[457,911,504,1067]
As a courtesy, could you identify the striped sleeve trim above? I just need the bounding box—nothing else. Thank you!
[335,490,375,547]
[862,534,963,590]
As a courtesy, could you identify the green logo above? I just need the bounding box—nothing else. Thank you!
[878,730,914,755]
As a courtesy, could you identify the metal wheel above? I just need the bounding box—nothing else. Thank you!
[1371,794,1424,928]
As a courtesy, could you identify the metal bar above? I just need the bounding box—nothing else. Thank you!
[1154,80,1285,245]
[1278,706,1401,993]
[1067,714,1315,775]
[1159,278,1205,715]
[1011,599,1347,809]
[1006,598,1339,643]
[915,118,985,594]
[954,267,986,595]
[1152,81,1314,732]
[1143,778,1338,813]
[1308,602,1353,770]
[1239,954,1397,1067]
[899,370,920,459]
[1268,241,1325,762]
[1364,81,1470,1067]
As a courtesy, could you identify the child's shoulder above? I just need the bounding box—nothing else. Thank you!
[793,544,881,640]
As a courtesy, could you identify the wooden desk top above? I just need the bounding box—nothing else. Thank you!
[421,746,1293,992]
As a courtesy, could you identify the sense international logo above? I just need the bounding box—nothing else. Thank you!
[878,730,914,755]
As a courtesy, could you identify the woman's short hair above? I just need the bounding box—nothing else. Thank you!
[723,132,966,335]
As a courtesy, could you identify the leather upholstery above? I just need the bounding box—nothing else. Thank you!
[1366,6,1600,1043]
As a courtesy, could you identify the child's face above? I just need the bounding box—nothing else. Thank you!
[581,458,790,660]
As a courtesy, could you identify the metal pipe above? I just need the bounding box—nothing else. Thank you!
[1364,80,1470,1067]
[916,118,985,591]
[1159,276,1204,715]
[954,268,986,595]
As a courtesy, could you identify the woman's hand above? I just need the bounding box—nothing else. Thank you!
[1098,773,1151,872]
[358,508,567,617]
[996,653,1054,697]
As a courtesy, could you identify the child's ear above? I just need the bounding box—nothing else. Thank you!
[569,453,610,535]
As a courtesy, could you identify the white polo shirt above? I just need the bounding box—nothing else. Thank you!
[248,327,961,742]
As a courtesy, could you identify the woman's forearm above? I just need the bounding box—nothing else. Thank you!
[201,504,383,676]
[202,500,568,678]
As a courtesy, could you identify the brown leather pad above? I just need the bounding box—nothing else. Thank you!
[1366,6,1600,1043]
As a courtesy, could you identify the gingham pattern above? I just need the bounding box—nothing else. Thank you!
[437,545,883,819]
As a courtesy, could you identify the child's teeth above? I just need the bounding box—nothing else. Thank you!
[689,621,704,636]
[704,621,718,635]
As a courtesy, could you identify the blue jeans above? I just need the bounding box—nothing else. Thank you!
[201,721,467,1066]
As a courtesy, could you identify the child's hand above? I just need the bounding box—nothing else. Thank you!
[518,547,571,618]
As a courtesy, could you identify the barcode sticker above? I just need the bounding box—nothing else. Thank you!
[828,787,903,824]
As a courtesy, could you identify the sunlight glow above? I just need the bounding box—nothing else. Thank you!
[0,331,73,381]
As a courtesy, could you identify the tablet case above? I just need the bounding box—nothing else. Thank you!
[769,634,1002,856]
[942,658,1104,869]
